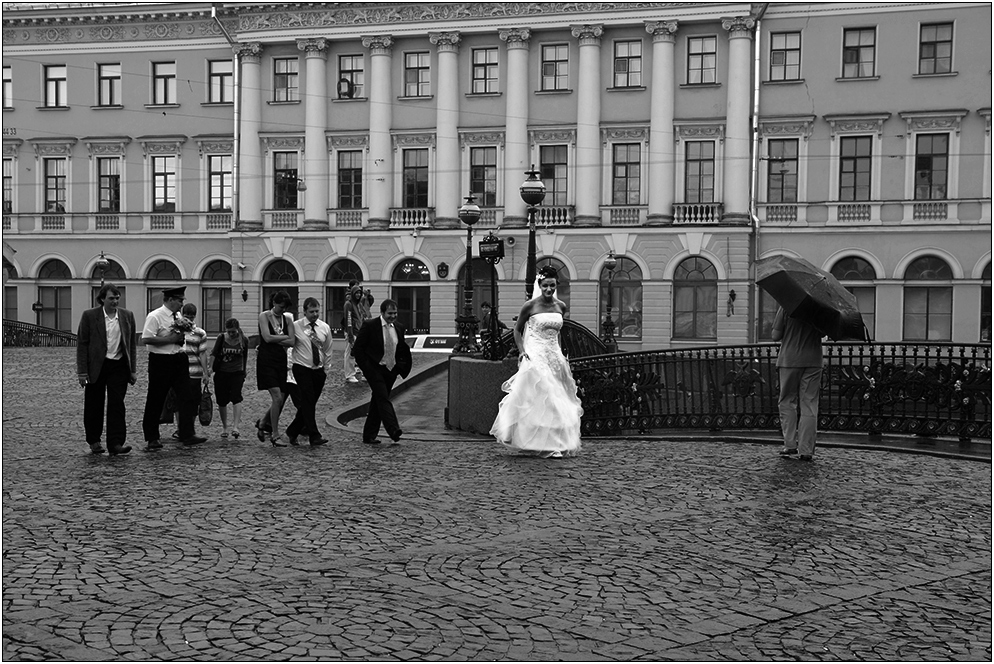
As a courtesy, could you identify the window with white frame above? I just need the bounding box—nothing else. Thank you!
[471,48,498,94]
[601,257,643,339]
[981,262,991,343]
[673,256,717,339]
[38,259,72,331]
[541,44,569,91]
[842,28,876,78]
[337,150,362,209]
[2,66,11,108]
[97,157,121,212]
[687,36,717,84]
[97,63,121,106]
[273,151,299,209]
[767,139,798,202]
[201,259,232,333]
[919,23,953,75]
[404,52,430,97]
[208,60,233,103]
[769,32,801,81]
[152,156,176,212]
[273,58,299,102]
[338,54,364,98]
[44,65,67,107]
[903,256,952,341]
[613,40,642,88]
[611,143,640,205]
[684,141,715,203]
[470,146,497,207]
[402,149,429,208]
[831,256,877,339]
[539,145,568,206]
[151,62,176,104]
[914,134,948,200]
[208,154,232,211]
[44,158,67,212]
[3,158,12,214]
[839,136,872,201]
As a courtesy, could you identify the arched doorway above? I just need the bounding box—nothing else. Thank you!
[262,259,299,317]
[325,258,363,336]
[391,259,430,334]
[455,257,492,322]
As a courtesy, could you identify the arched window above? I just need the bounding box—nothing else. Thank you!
[456,257,494,322]
[831,256,877,340]
[90,259,126,308]
[392,259,430,333]
[673,256,717,340]
[201,260,231,333]
[3,257,17,321]
[39,259,71,279]
[600,257,643,339]
[903,256,952,341]
[262,259,299,316]
[535,257,570,308]
[325,259,364,335]
[981,262,991,343]
[145,259,181,311]
[37,259,72,331]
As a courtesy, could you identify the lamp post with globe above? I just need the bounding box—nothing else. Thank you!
[602,252,618,353]
[453,194,482,355]
[518,166,546,299]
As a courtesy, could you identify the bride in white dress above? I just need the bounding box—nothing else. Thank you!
[490,266,584,457]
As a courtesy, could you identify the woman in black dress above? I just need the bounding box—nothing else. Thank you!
[256,291,295,446]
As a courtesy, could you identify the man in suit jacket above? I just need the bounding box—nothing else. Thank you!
[351,298,412,445]
[76,283,138,455]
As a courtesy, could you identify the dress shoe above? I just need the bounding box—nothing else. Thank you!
[309,437,328,446]
[287,436,300,446]
[255,419,267,442]
[363,438,382,445]
[146,440,163,451]
[108,444,132,456]
[179,435,206,446]
[778,447,798,456]
[88,442,106,454]
[798,454,814,462]
[390,429,403,443]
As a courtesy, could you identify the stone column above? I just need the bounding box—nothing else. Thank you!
[571,24,603,227]
[362,35,394,229]
[721,16,756,225]
[430,31,461,229]
[297,38,330,230]
[236,42,264,230]
[499,28,531,228]
[646,20,678,226]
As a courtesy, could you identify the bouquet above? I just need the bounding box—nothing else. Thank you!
[170,316,194,335]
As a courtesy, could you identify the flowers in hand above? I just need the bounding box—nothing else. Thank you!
[170,317,194,334]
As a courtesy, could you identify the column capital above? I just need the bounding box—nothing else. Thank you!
[361,34,394,54]
[721,16,756,38]
[499,27,531,48]
[296,37,329,57]
[571,24,603,46]
[429,31,461,53]
[234,41,263,63]
[645,20,679,42]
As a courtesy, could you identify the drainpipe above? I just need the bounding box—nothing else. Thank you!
[748,3,770,343]
[212,5,240,227]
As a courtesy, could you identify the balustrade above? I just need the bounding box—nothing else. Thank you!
[673,203,722,224]
[389,207,434,228]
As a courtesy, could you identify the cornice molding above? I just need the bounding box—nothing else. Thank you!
[138,135,187,157]
[28,137,78,157]
[261,134,305,154]
[758,115,816,141]
[327,134,370,149]
[823,113,891,138]
[601,125,649,145]
[193,135,234,156]
[898,109,969,135]
[82,136,132,157]
[3,139,24,157]
[673,121,725,143]
[459,130,505,147]
[392,133,435,150]
[529,127,577,146]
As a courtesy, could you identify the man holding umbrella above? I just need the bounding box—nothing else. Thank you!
[771,307,824,462]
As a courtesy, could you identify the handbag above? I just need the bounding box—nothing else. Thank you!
[199,381,214,426]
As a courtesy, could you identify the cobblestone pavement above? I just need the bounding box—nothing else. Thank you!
[3,347,991,662]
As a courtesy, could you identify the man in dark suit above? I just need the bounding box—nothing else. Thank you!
[76,283,138,455]
[351,298,412,445]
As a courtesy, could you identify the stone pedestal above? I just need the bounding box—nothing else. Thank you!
[446,355,517,435]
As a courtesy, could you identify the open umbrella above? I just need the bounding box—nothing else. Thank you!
[756,255,868,341]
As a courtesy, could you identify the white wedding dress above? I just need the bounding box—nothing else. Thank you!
[490,312,583,455]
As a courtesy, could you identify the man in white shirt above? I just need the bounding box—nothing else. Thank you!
[285,297,334,446]
[140,286,205,450]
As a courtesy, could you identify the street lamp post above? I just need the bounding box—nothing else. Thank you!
[478,231,505,360]
[602,252,618,353]
[518,165,546,299]
[95,251,110,287]
[453,194,482,355]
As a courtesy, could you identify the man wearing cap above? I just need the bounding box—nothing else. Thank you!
[140,286,206,449]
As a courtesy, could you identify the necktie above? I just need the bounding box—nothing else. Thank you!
[384,323,396,371]
[308,322,321,367]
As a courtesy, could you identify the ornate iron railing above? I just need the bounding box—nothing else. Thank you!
[489,318,608,362]
[571,342,991,440]
[3,319,78,347]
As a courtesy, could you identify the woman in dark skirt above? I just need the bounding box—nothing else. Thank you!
[211,317,249,439]
[256,291,295,446]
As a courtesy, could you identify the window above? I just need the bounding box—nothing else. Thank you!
[831,256,877,339]
[685,141,715,203]
[208,60,233,103]
[90,260,126,307]
[152,156,176,212]
[919,23,953,75]
[769,32,801,81]
[613,40,642,88]
[262,260,299,318]
[687,36,717,84]
[206,154,233,211]
[673,257,717,339]
[914,134,948,200]
[471,48,498,94]
[757,290,779,341]
[201,260,232,333]
[97,157,121,212]
[44,65,67,107]
[273,152,299,209]
[97,63,121,106]
[337,150,362,209]
[903,256,952,341]
[611,143,640,205]
[392,259,431,334]
[541,44,569,91]
[5,286,17,321]
[539,145,568,206]
[456,258,494,321]
[325,259,363,333]
[767,139,798,203]
[38,259,72,331]
[402,149,429,208]
[404,52,430,97]
[152,62,176,104]
[601,257,643,339]
[839,136,872,202]
[470,147,497,207]
[274,58,299,102]
[2,66,11,108]
[981,263,992,343]
[44,158,66,212]
[3,158,12,214]
[842,28,876,78]
[146,259,182,312]
[338,54,364,98]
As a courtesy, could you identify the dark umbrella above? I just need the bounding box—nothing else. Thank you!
[756,255,868,341]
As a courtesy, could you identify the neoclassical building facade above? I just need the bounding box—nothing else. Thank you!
[3,2,991,347]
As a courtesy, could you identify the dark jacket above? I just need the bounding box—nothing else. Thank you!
[76,305,138,382]
[351,316,413,379]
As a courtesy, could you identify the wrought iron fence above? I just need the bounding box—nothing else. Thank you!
[489,318,608,361]
[571,342,991,440]
[3,319,78,347]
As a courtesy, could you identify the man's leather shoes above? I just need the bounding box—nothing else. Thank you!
[363,438,381,445]
[179,435,206,446]
[390,429,403,443]
[88,443,106,454]
[108,444,132,455]
[310,437,328,446]
[146,440,163,451]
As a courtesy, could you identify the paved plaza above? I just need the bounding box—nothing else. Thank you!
[2,347,991,661]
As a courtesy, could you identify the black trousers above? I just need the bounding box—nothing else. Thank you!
[142,353,193,442]
[83,357,130,447]
[362,364,400,443]
[286,365,326,442]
